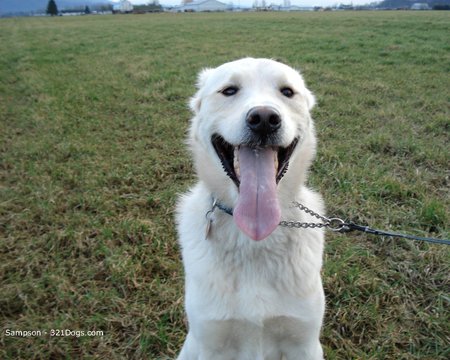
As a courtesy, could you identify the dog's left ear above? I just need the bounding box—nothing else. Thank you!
[295,70,316,111]
[189,68,214,113]
[304,88,316,111]
[189,95,201,114]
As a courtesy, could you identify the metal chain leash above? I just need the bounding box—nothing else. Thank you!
[210,197,450,245]
[279,202,347,232]
[279,202,450,244]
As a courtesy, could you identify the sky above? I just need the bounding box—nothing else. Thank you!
[128,0,374,8]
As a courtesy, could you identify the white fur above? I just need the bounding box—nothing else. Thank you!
[176,58,325,360]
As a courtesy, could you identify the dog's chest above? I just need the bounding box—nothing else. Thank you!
[192,234,320,320]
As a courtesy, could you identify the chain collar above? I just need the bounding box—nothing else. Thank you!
[208,198,346,232]
[280,202,346,231]
[207,198,450,245]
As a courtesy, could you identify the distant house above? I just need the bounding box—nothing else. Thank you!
[282,5,315,11]
[113,0,134,13]
[411,3,430,9]
[176,0,228,12]
[270,5,314,11]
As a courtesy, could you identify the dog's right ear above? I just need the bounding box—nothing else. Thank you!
[189,68,213,113]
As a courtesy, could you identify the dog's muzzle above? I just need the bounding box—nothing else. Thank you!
[210,106,300,240]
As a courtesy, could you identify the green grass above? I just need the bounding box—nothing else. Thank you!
[1,11,449,359]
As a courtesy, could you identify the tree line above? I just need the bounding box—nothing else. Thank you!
[46,1,115,16]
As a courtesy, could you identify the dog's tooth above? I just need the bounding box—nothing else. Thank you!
[234,147,240,180]
[274,150,278,172]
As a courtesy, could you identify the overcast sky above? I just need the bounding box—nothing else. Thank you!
[128,0,373,8]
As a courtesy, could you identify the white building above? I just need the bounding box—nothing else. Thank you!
[271,5,314,11]
[411,3,430,9]
[113,0,134,13]
[176,0,228,12]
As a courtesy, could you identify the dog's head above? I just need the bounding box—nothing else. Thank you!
[188,58,317,241]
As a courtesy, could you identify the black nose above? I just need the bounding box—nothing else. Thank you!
[246,106,281,137]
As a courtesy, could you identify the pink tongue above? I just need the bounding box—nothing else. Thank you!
[234,146,281,241]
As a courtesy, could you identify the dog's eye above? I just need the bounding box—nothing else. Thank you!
[221,86,239,97]
[280,87,294,98]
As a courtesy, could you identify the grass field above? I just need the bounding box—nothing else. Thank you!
[1,10,449,359]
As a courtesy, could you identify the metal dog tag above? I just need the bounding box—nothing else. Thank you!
[205,217,213,240]
[205,198,217,240]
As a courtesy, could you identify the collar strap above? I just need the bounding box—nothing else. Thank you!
[216,201,233,216]
[210,197,233,216]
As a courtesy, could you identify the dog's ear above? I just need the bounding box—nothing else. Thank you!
[189,68,214,113]
[295,72,316,111]
[189,95,201,114]
[196,68,213,89]
[304,88,316,111]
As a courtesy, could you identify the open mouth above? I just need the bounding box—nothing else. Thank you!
[211,134,299,240]
[211,134,299,188]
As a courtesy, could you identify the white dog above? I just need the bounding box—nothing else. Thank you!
[176,58,325,360]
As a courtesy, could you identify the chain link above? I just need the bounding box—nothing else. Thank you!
[294,202,330,223]
[279,220,329,229]
[279,202,330,229]
[278,202,348,231]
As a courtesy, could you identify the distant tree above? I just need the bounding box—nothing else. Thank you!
[98,4,113,12]
[433,4,450,9]
[85,5,91,14]
[46,0,58,16]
